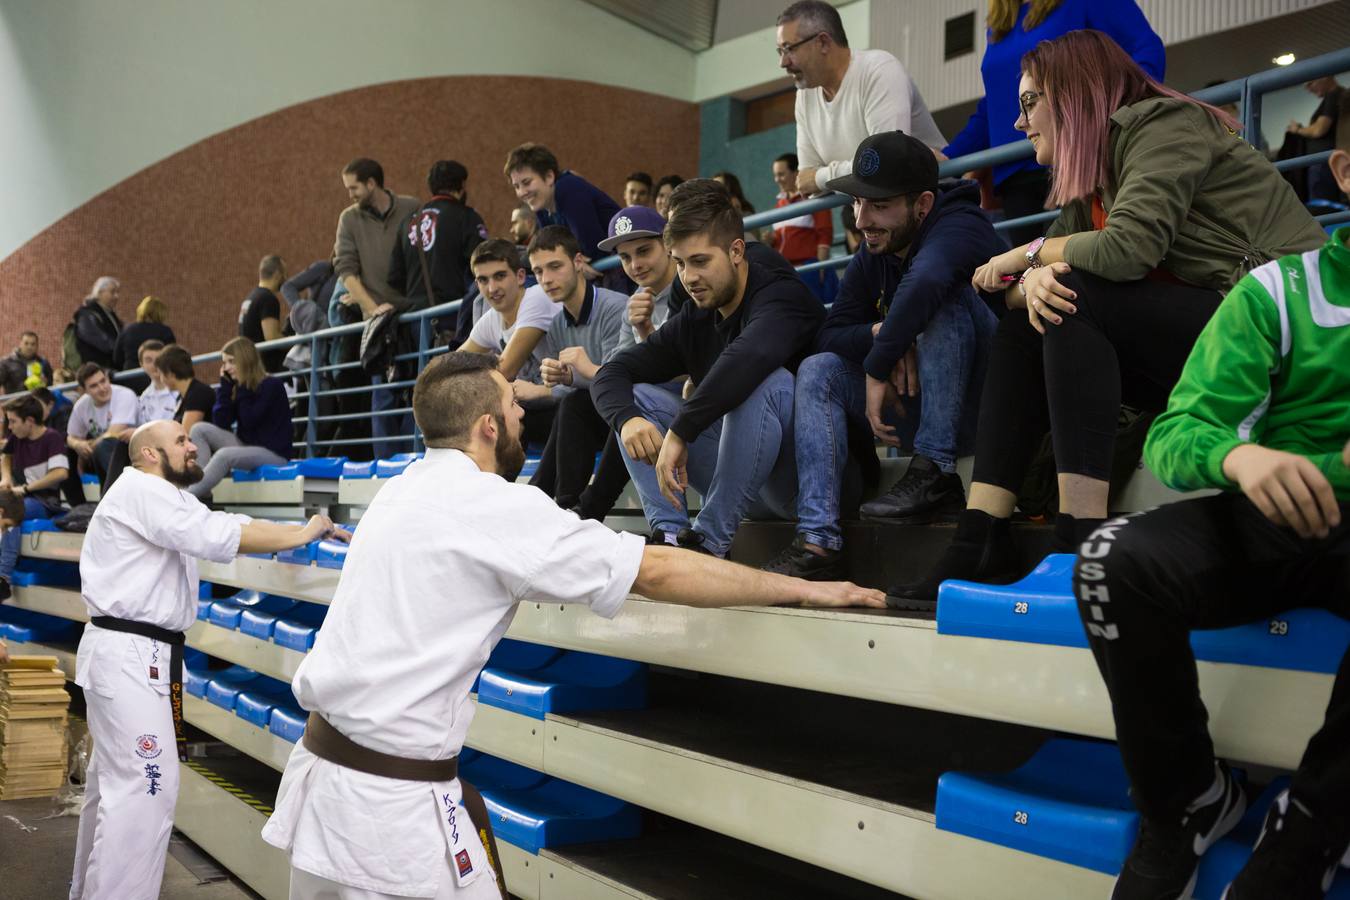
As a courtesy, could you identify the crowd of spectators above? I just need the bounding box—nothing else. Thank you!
[0,0,1347,895]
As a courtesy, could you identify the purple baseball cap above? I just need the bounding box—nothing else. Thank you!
[598,205,667,253]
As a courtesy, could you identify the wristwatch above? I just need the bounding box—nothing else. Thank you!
[1024,236,1046,269]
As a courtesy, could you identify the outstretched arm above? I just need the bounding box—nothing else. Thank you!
[238,515,348,555]
[633,545,884,609]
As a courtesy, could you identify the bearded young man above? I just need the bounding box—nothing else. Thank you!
[69,420,345,900]
[762,131,1002,581]
[591,179,824,558]
[262,352,884,899]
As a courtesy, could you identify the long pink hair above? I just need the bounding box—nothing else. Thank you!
[1023,30,1240,207]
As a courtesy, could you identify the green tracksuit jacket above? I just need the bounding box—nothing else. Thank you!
[1145,228,1350,500]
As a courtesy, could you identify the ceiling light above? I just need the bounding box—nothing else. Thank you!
[1274,52,1296,66]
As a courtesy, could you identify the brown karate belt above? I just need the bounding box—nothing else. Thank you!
[303,712,508,898]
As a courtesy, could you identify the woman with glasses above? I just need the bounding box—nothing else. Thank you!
[943,0,1164,246]
[889,29,1326,608]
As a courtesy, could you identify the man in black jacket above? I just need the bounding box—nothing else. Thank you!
[73,276,124,370]
[764,132,1001,583]
[592,180,824,557]
[388,160,488,315]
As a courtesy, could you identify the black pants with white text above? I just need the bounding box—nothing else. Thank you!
[1074,493,1350,843]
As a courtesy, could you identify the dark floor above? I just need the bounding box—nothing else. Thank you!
[0,796,258,900]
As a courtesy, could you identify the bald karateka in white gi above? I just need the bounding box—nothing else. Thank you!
[262,351,885,899]
[71,420,347,900]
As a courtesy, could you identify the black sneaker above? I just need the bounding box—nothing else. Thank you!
[1223,789,1347,900]
[0,578,10,602]
[761,535,844,581]
[884,510,1020,612]
[1113,761,1246,900]
[675,528,717,557]
[860,455,965,523]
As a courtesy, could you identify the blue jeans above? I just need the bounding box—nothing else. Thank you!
[1,496,63,581]
[794,290,995,550]
[371,374,414,459]
[618,368,798,557]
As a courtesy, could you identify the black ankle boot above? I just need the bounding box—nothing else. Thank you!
[884,510,1020,612]
[1052,514,1106,554]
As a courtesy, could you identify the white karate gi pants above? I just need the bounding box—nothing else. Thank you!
[69,650,179,899]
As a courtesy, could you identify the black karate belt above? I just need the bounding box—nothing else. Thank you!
[89,616,187,762]
[303,713,508,897]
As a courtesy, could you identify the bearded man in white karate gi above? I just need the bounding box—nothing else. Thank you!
[71,419,346,900]
[262,351,885,898]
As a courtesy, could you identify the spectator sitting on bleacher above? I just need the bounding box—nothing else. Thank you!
[592,179,825,556]
[187,336,291,499]
[891,30,1328,610]
[0,396,69,600]
[31,386,72,435]
[610,206,678,351]
[1076,140,1350,900]
[113,295,176,374]
[515,225,629,515]
[460,239,562,452]
[134,340,177,424]
[0,331,53,394]
[154,344,213,433]
[764,132,1001,580]
[66,363,136,487]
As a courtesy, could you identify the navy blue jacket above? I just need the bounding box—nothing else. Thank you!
[212,375,292,460]
[537,171,621,260]
[817,180,1004,382]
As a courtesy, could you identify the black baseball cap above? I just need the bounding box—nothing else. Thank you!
[825,131,939,200]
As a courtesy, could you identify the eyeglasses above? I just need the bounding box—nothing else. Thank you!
[1018,90,1044,124]
[776,32,823,58]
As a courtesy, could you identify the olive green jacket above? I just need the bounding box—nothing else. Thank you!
[1048,97,1327,292]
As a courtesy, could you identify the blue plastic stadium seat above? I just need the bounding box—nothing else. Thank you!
[19,517,59,534]
[341,460,376,479]
[315,535,350,570]
[518,457,541,479]
[277,540,319,566]
[196,598,213,620]
[9,558,80,588]
[478,651,646,720]
[459,751,641,854]
[0,606,79,643]
[1193,779,1350,899]
[234,676,296,728]
[269,703,308,743]
[297,457,347,479]
[259,463,301,481]
[937,554,1350,674]
[471,639,564,694]
[184,666,211,697]
[207,600,246,630]
[373,453,422,478]
[230,467,263,482]
[273,602,327,652]
[938,739,1158,874]
[239,596,298,640]
[80,473,99,485]
[204,666,262,710]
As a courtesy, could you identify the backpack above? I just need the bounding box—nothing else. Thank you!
[62,320,82,373]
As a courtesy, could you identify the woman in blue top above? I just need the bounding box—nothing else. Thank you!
[188,336,293,498]
[943,0,1164,245]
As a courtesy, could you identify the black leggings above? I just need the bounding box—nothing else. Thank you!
[1074,494,1350,841]
[529,389,631,518]
[971,269,1223,491]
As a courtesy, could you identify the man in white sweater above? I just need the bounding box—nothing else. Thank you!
[777,1,946,196]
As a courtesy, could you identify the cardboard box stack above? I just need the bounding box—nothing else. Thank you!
[0,655,70,800]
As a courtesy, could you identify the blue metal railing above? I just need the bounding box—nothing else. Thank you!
[13,47,1349,461]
